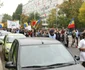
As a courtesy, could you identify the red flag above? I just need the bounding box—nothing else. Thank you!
[32,21,36,26]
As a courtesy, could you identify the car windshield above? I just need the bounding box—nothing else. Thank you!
[6,35,26,43]
[20,44,75,67]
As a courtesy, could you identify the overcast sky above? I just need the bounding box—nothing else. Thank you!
[0,0,28,16]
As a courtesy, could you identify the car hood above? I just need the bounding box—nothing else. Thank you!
[0,36,4,39]
[5,43,12,50]
[21,64,85,70]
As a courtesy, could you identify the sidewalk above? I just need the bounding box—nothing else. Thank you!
[0,58,3,70]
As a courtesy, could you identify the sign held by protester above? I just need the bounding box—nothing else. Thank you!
[7,20,20,29]
[25,25,32,30]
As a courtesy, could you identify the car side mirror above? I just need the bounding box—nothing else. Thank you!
[74,55,80,61]
[5,61,16,69]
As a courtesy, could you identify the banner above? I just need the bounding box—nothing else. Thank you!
[25,25,32,30]
[7,20,20,29]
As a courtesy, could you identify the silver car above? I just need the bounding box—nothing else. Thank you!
[5,38,85,70]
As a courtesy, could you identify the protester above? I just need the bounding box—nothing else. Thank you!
[49,29,56,39]
[80,29,85,40]
[55,29,60,41]
[60,27,65,42]
[75,29,79,47]
[78,32,85,67]
[71,30,76,47]
[63,29,69,48]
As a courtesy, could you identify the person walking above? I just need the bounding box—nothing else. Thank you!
[71,30,76,47]
[75,29,79,48]
[55,29,60,41]
[78,32,85,67]
[63,30,69,48]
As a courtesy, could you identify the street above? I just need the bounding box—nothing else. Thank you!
[0,36,80,70]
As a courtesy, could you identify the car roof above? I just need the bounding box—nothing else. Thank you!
[16,37,61,46]
[7,33,25,36]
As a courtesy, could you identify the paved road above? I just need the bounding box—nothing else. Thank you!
[0,36,80,70]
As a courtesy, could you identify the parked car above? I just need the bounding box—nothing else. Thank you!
[0,30,10,44]
[5,38,85,70]
[2,33,26,60]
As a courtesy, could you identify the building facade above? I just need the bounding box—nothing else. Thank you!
[22,0,67,27]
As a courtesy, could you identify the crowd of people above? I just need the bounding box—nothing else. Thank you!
[3,28,85,48]
[4,27,69,48]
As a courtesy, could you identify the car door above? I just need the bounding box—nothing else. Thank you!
[9,40,16,61]
[2,35,7,54]
[9,40,19,70]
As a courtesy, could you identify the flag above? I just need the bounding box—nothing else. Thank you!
[31,20,36,26]
[24,22,28,28]
[68,18,75,28]
[36,19,41,24]
[0,23,4,28]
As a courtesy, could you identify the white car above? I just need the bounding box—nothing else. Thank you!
[0,30,10,44]
[5,38,85,70]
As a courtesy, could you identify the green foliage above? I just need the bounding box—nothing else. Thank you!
[58,0,83,28]
[2,14,12,23]
[28,12,40,22]
[0,1,3,8]
[12,4,22,21]
[20,14,29,24]
[57,15,70,28]
[78,2,85,23]
[47,9,56,28]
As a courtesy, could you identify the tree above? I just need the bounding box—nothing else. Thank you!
[20,14,28,24]
[2,14,12,23]
[0,1,3,8]
[57,15,70,28]
[58,0,83,28]
[46,9,56,28]
[28,12,40,22]
[78,2,85,28]
[12,4,22,21]
[78,3,85,22]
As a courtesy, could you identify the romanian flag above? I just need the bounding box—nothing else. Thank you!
[24,22,28,28]
[68,18,75,28]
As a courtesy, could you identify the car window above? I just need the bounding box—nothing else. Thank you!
[10,41,19,65]
[12,43,18,64]
[20,44,75,67]
[9,41,16,61]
